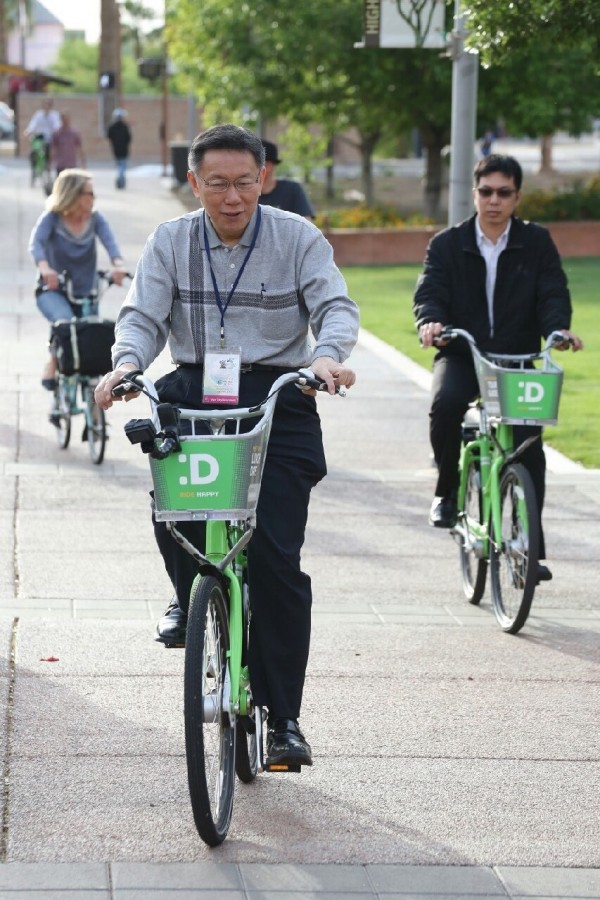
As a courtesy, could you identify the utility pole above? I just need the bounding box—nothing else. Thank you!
[447,1,479,226]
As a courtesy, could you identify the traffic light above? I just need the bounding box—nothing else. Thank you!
[99,71,115,90]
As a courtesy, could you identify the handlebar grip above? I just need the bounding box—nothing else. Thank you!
[296,375,345,396]
[111,382,138,398]
[111,369,144,398]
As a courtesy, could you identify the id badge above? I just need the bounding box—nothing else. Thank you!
[202,348,241,405]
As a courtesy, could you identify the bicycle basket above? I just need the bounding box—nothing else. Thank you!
[50,317,115,376]
[150,426,271,521]
[476,355,563,425]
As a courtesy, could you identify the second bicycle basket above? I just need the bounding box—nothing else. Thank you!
[150,419,272,522]
[475,354,563,425]
[50,317,115,377]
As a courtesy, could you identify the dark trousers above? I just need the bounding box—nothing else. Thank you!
[430,354,547,558]
[152,367,327,720]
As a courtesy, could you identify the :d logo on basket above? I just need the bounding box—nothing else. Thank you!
[178,453,219,486]
[518,381,544,404]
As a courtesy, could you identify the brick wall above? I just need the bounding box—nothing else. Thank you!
[16,93,203,163]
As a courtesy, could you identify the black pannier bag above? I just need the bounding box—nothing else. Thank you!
[50,316,115,376]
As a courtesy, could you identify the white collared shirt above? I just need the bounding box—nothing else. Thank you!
[475,217,511,336]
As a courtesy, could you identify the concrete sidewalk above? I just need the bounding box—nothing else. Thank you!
[0,157,599,899]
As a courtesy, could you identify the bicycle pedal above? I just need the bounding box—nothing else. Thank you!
[265,763,301,773]
[161,641,185,649]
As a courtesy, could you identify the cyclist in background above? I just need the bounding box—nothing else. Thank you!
[413,154,582,582]
[29,169,127,390]
[24,96,60,180]
[94,124,358,769]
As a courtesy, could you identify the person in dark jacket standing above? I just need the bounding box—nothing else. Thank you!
[258,140,315,219]
[413,154,583,581]
[107,109,132,189]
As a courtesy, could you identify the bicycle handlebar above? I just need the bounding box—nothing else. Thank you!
[435,326,573,360]
[116,368,344,459]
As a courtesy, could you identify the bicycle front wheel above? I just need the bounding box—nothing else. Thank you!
[459,459,487,604]
[184,575,236,846]
[53,381,71,449]
[490,463,540,634]
[85,389,106,465]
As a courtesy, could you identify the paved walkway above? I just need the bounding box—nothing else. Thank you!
[0,156,598,899]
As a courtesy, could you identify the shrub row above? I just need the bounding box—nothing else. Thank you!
[315,177,600,228]
[518,176,600,222]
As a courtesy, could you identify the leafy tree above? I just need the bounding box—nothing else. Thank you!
[465,0,600,65]
[166,0,462,216]
[51,38,161,95]
[480,40,600,172]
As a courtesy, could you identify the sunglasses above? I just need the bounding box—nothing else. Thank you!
[475,186,517,199]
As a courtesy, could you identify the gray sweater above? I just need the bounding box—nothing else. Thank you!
[112,205,359,370]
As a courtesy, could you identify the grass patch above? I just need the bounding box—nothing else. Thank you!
[342,258,599,469]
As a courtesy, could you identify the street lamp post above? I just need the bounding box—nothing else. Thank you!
[447,1,479,225]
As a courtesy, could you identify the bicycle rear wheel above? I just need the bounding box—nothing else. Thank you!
[85,388,107,465]
[235,577,259,783]
[53,381,71,449]
[458,459,487,604]
[184,575,235,846]
[490,463,540,634]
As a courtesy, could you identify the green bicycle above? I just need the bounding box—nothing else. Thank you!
[440,327,570,634]
[117,368,340,846]
[29,134,53,196]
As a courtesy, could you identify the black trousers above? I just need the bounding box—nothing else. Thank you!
[152,367,327,720]
[430,354,547,558]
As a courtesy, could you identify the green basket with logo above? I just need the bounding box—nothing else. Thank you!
[476,355,563,425]
[150,425,271,522]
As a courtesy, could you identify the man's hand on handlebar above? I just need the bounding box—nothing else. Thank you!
[308,355,356,396]
[419,321,447,348]
[551,329,584,352]
[94,364,139,410]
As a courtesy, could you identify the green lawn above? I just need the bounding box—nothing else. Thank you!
[342,258,600,469]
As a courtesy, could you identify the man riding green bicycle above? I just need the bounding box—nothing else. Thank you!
[414,154,583,583]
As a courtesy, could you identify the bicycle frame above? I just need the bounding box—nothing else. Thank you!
[456,413,517,558]
[133,368,316,739]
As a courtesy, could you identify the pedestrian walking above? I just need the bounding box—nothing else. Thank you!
[51,111,85,176]
[107,108,132,189]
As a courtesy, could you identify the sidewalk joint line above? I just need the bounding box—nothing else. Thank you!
[1,617,19,863]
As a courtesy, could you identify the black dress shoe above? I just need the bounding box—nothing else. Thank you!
[155,596,187,646]
[266,718,312,768]
[536,563,553,584]
[429,496,457,528]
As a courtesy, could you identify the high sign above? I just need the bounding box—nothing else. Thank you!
[360,0,446,49]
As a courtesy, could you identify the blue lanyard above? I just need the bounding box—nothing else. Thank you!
[203,206,262,347]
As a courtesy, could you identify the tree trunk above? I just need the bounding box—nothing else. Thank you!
[421,137,446,222]
[325,134,335,200]
[99,0,120,132]
[359,131,380,207]
[539,134,555,174]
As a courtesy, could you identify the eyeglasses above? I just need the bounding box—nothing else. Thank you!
[196,174,260,193]
[475,186,517,199]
